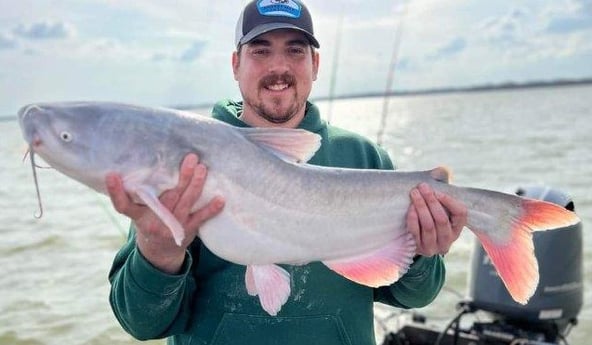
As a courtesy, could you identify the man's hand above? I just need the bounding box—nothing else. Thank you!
[407,183,467,257]
[105,153,225,274]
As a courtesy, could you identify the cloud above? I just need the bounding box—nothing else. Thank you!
[471,3,592,62]
[151,53,169,62]
[546,17,592,33]
[428,37,467,60]
[545,0,592,34]
[396,57,411,71]
[151,41,208,63]
[0,33,18,50]
[180,41,207,62]
[480,7,532,47]
[13,21,76,40]
[23,48,40,56]
[572,0,592,14]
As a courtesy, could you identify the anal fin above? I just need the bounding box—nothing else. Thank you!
[323,233,416,287]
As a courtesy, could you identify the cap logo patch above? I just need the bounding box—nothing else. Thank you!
[257,0,302,18]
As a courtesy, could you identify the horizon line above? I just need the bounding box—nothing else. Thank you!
[2,77,591,119]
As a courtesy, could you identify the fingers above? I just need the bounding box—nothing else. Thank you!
[174,159,225,240]
[160,153,199,209]
[106,153,206,223]
[163,153,212,227]
[419,184,451,229]
[156,153,221,242]
[105,172,144,220]
[409,183,467,256]
[406,201,421,246]
[173,164,207,220]
[436,191,468,235]
[186,196,225,237]
[409,184,439,255]
[106,153,224,251]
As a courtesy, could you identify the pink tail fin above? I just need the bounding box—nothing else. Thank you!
[473,198,579,304]
[519,198,580,231]
[474,227,538,304]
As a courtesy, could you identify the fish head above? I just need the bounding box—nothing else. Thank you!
[18,102,141,192]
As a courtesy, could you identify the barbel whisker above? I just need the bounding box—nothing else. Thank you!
[23,148,52,169]
[27,147,44,219]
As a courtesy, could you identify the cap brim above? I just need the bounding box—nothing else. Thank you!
[237,23,320,48]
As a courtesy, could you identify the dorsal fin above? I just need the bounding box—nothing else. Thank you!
[239,127,322,163]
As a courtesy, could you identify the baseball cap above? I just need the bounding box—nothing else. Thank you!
[235,0,320,49]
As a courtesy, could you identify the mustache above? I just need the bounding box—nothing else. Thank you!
[259,73,296,88]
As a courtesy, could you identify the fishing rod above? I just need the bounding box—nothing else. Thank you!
[377,1,408,146]
[326,4,345,124]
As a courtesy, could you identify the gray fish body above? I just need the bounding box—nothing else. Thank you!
[18,101,579,313]
[18,102,417,262]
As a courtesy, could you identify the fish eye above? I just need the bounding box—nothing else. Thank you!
[60,131,73,142]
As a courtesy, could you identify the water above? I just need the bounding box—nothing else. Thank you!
[1,85,590,344]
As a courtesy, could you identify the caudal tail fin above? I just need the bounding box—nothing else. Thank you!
[470,197,579,304]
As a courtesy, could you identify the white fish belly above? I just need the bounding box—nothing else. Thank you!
[198,170,412,266]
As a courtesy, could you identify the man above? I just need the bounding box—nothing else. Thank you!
[107,1,467,344]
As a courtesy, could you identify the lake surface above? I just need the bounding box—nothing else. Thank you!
[1,85,589,344]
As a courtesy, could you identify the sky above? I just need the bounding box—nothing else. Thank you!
[0,0,591,115]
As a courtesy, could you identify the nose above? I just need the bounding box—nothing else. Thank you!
[267,52,291,74]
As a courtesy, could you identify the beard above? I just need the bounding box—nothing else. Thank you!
[243,72,305,124]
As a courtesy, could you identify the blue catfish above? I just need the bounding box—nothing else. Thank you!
[18,102,579,315]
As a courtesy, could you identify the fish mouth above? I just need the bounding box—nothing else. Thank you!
[18,104,44,123]
[30,136,42,148]
[18,104,46,146]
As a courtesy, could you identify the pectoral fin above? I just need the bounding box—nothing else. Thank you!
[245,264,291,316]
[239,127,321,163]
[134,185,185,246]
[323,233,416,287]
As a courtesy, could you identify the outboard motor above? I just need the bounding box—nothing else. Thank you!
[468,185,583,341]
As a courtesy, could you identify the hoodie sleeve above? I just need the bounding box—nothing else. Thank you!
[108,226,197,340]
[374,255,445,308]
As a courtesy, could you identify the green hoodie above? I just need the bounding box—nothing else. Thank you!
[109,100,445,345]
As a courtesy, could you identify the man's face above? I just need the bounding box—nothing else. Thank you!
[232,29,319,128]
